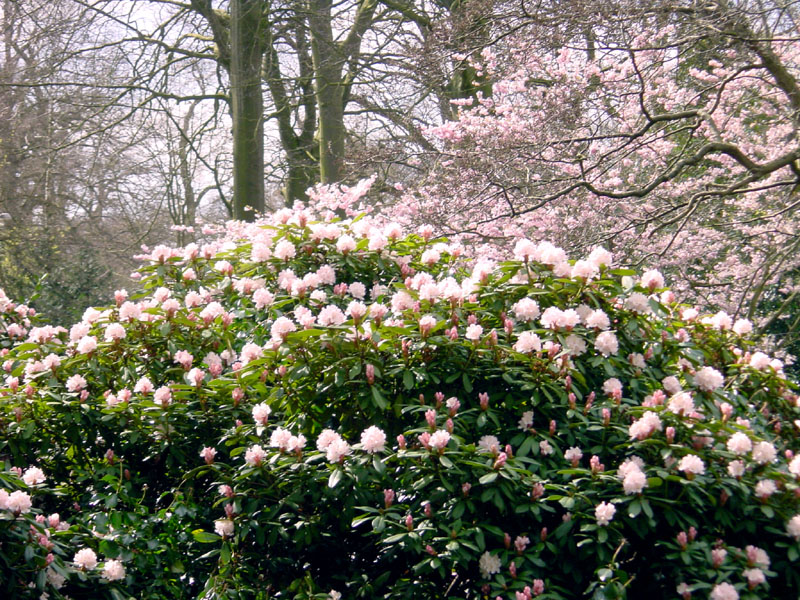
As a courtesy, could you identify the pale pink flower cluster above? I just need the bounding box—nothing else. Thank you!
[787,514,800,539]
[694,366,724,392]
[1,489,32,514]
[540,306,579,329]
[270,316,297,341]
[628,411,662,440]
[677,454,705,476]
[514,331,541,353]
[594,331,619,356]
[429,430,452,451]
[710,582,738,600]
[726,432,752,455]
[270,428,306,453]
[215,519,234,538]
[667,392,694,416]
[751,441,776,465]
[585,309,610,330]
[512,298,540,321]
[73,547,98,570]
[317,429,351,463]
[22,466,45,486]
[748,352,771,370]
[252,403,271,426]
[318,305,346,326]
[66,374,87,393]
[102,559,126,581]
[479,551,502,578]
[618,457,647,495]
[244,444,267,466]
[595,501,616,526]
[360,426,387,453]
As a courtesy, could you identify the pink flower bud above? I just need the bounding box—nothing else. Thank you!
[396,434,406,449]
[445,418,454,433]
[532,482,545,500]
[224,503,235,517]
[666,427,676,444]
[405,514,413,531]
[462,482,471,497]
[366,363,375,385]
[549,420,556,435]
[532,579,545,596]
[540,527,548,542]
[425,544,437,556]
[504,532,511,549]
[676,531,688,550]
[424,502,432,518]
[688,526,697,541]
[479,392,489,410]
[384,489,395,508]
[602,408,611,426]
[425,409,437,429]
[509,561,517,578]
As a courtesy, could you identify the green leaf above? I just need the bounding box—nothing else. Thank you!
[479,472,498,485]
[328,468,343,488]
[371,386,388,410]
[403,370,414,390]
[597,527,608,544]
[192,530,221,544]
[373,455,386,474]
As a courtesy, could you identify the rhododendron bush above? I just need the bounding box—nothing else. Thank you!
[1,209,799,599]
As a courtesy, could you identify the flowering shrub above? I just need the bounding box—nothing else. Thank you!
[1,209,799,599]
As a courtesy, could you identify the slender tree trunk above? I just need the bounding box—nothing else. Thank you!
[309,0,345,184]
[230,0,265,220]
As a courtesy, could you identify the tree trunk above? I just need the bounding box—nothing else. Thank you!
[230,0,265,220]
[308,0,345,184]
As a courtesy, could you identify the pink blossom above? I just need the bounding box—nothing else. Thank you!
[154,386,172,407]
[710,582,738,600]
[726,432,752,455]
[514,331,541,353]
[694,366,724,392]
[200,447,217,464]
[640,269,665,290]
[174,349,193,369]
[73,548,98,570]
[594,331,618,356]
[336,234,357,253]
[419,315,437,335]
[786,514,800,539]
[512,298,540,321]
[22,467,45,486]
[270,316,297,341]
[104,323,126,342]
[245,444,266,466]
[318,305,346,327]
[76,335,98,354]
[66,374,87,393]
[240,343,263,365]
[252,402,271,426]
[274,240,296,260]
[326,438,351,463]
[564,447,582,466]
[429,430,451,451]
[465,323,483,341]
[360,426,387,453]
[677,454,705,476]
[752,441,777,464]
[134,376,154,394]
[595,501,616,526]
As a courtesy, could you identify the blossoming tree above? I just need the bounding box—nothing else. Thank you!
[388,0,800,359]
[0,204,799,598]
